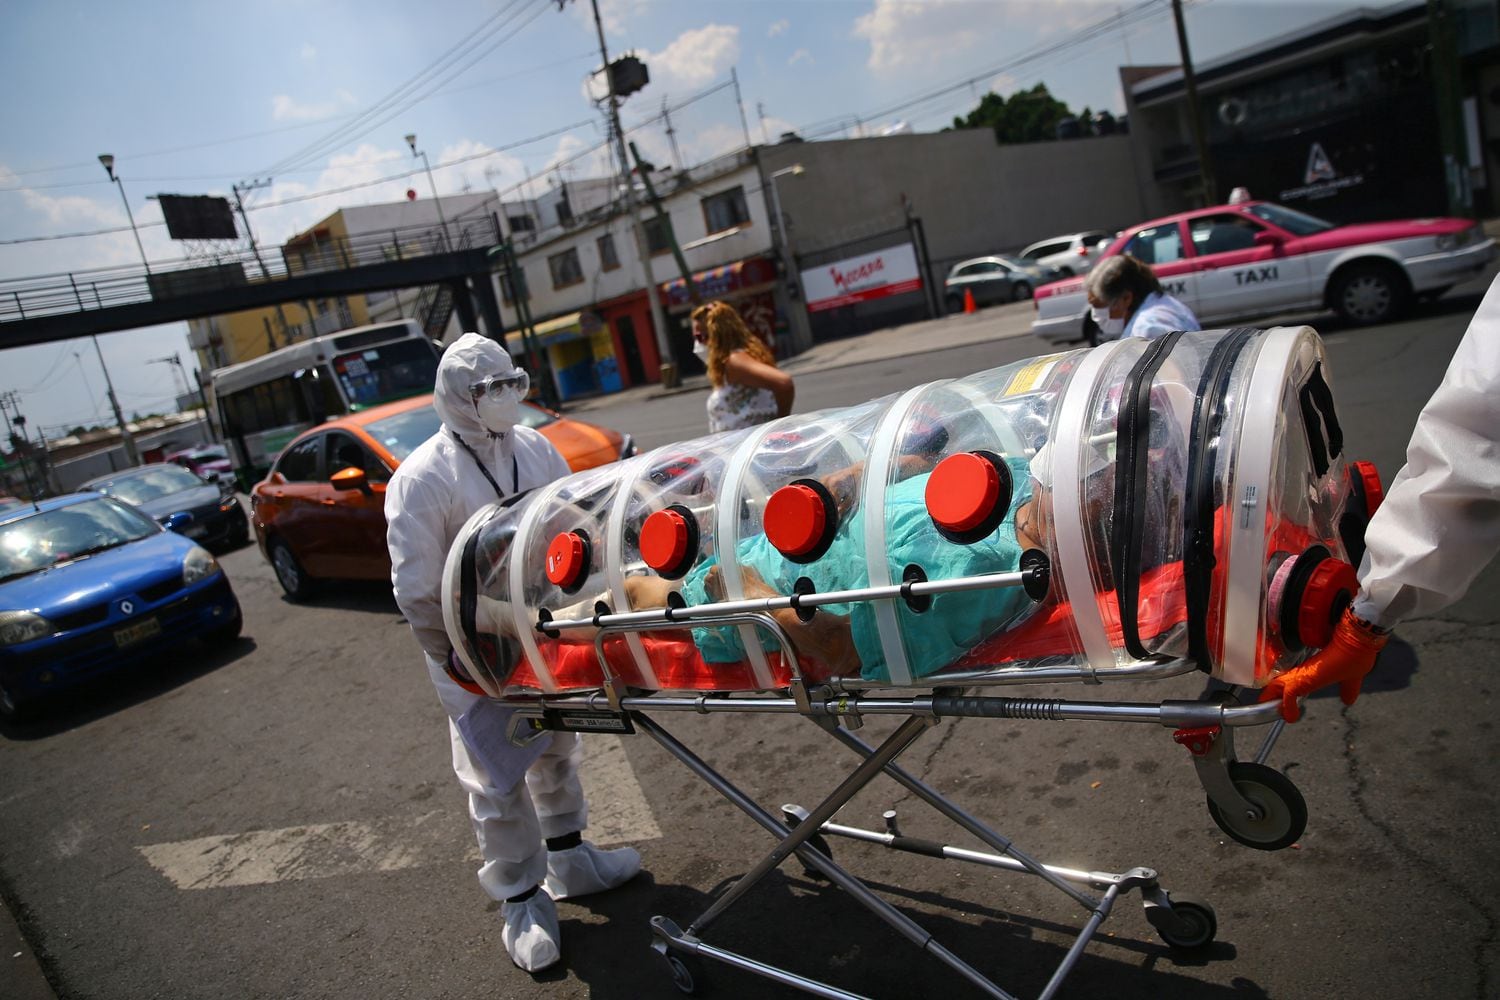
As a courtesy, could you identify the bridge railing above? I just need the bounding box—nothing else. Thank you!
[0,216,502,324]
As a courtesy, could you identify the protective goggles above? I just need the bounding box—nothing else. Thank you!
[469,370,530,400]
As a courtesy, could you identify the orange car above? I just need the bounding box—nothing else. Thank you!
[250,394,634,600]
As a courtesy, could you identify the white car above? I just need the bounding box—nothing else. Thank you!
[1017,230,1115,277]
[1031,201,1495,345]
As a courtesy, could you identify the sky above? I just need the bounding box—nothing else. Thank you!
[0,0,1384,438]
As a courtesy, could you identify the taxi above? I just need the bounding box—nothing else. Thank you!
[1031,200,1495,344]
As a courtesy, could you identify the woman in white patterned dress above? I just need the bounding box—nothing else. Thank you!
[692,300,795,433]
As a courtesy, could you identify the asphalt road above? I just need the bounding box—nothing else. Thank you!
[3,287,1498,1000]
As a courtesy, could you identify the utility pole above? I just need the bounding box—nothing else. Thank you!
[92,335,141,466]
[149,352,192,403]
[232,179,294,340]
[587,0,679,387]
[630,142,698,306]
[662,98,684,172]
[1171,0,1217,206]
[730,67,754,149]
[0,392,35,498]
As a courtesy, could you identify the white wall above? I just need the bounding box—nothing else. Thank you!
[512,156,775,323]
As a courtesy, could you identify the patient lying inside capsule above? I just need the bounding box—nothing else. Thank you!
[443,327,1382,698]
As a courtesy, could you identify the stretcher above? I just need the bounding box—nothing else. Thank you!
[441,327,1383,998]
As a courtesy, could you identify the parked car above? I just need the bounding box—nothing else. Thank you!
[250,394,636,600]
[1031,200,1496,345]
[80,463,249,552]
[1017,230,1115,277]
[943,255,1053,308]
[0,493,242,719]
[165,445,235,487]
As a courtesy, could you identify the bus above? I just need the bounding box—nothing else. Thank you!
[211,320,440,488]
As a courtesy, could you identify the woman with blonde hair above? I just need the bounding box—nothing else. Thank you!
[691,300,795,433]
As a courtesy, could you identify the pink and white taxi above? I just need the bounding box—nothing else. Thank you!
[1031,200,1495,344]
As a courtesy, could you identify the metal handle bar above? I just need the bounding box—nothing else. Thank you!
[526,688,1284,729]
[541,567,1034,634]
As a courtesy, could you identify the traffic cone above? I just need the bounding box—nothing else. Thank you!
[963,288,977,314]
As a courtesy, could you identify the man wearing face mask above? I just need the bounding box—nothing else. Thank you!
[1082,254,1200,342]
[385,333,641,973]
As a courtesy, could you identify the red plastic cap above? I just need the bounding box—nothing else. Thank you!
[1351,460,1384,516]
[764,484,829,558]
[641,509,692,573]
[1299,557,1359,649]
[545,532,587,588]
[926,453,1002,534]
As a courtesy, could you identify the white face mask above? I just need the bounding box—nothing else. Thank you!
[474,391,522,435]
[1090,305,1125,340]
[692,340,709,361]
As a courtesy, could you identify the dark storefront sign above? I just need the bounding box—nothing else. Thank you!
[658,256,777,310]
[1203,33,1445,223]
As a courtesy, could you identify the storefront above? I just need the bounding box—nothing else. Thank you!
[505,310,622,402]
[658,255,783,374]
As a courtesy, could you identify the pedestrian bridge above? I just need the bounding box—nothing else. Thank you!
[0,219,511,349]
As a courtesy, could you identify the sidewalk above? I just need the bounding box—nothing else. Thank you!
[561,299,1038,416]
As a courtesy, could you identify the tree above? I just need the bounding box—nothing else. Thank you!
[950,83,1078,144]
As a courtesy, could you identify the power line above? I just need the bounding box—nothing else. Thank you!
[794,0,1171,140]
[259,0,547,176]
[0,48,599,193]
[0,117,597,246]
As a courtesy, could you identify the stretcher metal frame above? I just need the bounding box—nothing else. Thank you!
[507,567,1296,999]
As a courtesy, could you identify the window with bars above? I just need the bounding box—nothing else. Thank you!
[548,248,584,289]
[597,232,620,271]
[701,186,751,235]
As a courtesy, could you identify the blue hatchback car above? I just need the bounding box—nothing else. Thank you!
[81,463,249,551]
[0,494,242,719]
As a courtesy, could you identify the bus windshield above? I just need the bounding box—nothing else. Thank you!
[332,338,440,408]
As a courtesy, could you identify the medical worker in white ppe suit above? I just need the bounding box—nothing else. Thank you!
[386,333,641,972]
[1261,273,1500,721]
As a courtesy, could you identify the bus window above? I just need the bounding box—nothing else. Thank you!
[331,338,439,408]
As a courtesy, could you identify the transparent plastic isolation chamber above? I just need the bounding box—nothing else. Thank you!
[441,326,1383,699]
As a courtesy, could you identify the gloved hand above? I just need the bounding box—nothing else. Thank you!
[1260,607,1389,723]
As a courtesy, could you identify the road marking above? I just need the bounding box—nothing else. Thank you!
[138,735,661,890]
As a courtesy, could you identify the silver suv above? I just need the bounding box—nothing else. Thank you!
[1017,230,1114,276]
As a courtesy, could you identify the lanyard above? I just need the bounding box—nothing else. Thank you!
[455,434,520,499]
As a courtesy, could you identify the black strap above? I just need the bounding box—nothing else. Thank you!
[1297,362,1343,478]
[1181,327,1257,669]
[455,433,520,499]
[1111,329,1186,660]
[458,526,482,661]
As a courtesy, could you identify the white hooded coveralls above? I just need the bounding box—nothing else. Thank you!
[386,333,581,901]
[1352,273,1500,629]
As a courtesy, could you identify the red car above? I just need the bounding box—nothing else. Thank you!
[1031,200,1495,344]
[250,394,634,600]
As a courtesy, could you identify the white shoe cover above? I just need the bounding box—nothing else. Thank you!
[500,891,561,972]
[543,841,642,900]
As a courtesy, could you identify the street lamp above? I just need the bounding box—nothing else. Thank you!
[97,153,151,274]
[404,133,452,251]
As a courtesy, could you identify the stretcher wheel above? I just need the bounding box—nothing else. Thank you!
[1206,762,1307,851]
[663,953,702,995]
[1151,894,1218,951]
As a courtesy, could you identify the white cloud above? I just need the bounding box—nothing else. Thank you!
[650,24,739,88]
[271,90,356,122]
[768,19,789,38]
[754,113,800,146]
[990,72,1019,95]
[788,48,813,68]
[300,42,317,61]
[853,0,1001,73]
